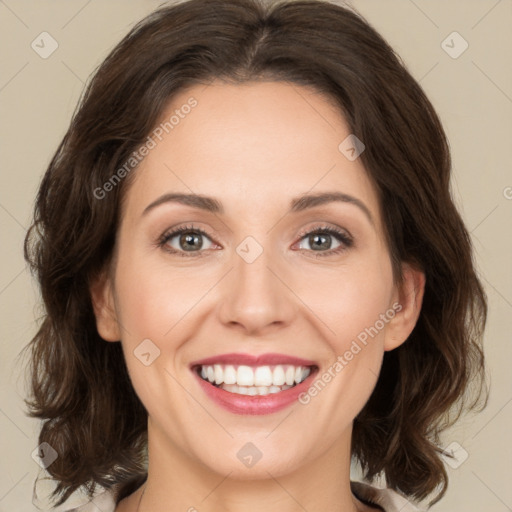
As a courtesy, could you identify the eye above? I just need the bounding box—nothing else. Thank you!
[157,224,353,258]
[294,226,353,256]
[158,225,217,256]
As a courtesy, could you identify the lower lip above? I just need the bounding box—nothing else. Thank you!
[193,367,318,415]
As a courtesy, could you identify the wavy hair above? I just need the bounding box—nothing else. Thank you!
[24,0,488,507]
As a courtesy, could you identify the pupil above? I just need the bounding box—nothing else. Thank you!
[181,232,202,251]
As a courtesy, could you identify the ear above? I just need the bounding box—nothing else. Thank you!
[383,263,425,351]
[89,270,121,342]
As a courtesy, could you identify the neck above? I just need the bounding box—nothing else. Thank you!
[128,420,362,512]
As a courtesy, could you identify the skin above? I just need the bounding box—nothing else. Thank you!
[91,80,425,512]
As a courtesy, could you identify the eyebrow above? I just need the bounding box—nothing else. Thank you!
[142,191,373,225]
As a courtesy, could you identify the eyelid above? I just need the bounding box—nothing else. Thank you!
[292,223,353,256]
[157,224,220,256]
[157,222,353,256]
[295,222,352,242]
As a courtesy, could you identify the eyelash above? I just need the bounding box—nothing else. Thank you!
[157,224,353,258]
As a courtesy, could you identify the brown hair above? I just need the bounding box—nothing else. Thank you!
[24,0,488,507]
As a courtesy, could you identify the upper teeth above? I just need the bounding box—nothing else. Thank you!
[200,364,311,387]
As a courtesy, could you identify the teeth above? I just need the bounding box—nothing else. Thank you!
[255,366,273,386]
[198,364,312,389]
[285,365,295,385]
[219,383,294,396]
[223,365,237,385]
[214,364,223,385]
[237,365,254,386]
[273,365,286,386]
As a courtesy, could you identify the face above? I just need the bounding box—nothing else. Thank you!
[93,80,423,480]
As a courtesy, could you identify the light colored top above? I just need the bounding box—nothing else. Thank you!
[32,472,425,512]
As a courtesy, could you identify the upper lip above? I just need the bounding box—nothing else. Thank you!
[190,352,317,368]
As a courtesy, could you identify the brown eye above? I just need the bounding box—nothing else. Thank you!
[301,232,339,251]
[295,227,353,256]
[159,226,216,255]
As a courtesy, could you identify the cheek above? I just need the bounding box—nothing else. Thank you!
[114,253,217,341]
[296,256,394,349]
[300,254,395,414]
[296,268,393,423]
[112,256,197,419]
[112,253,220,408]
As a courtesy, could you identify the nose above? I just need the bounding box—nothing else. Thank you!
[217,243,297,336]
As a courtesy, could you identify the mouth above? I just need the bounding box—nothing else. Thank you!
[193,363,316,396]
[189,353,319,415]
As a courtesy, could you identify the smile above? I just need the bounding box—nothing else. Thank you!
[190,353,319,415]
[197,364,312,396]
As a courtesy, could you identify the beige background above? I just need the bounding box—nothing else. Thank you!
[1,1,511,510]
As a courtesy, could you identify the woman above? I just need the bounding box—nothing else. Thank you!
[25,0,488,511]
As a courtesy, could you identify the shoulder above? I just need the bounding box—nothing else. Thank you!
[350,480,426,512]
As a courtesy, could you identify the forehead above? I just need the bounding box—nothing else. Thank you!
[121,80,381,228]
